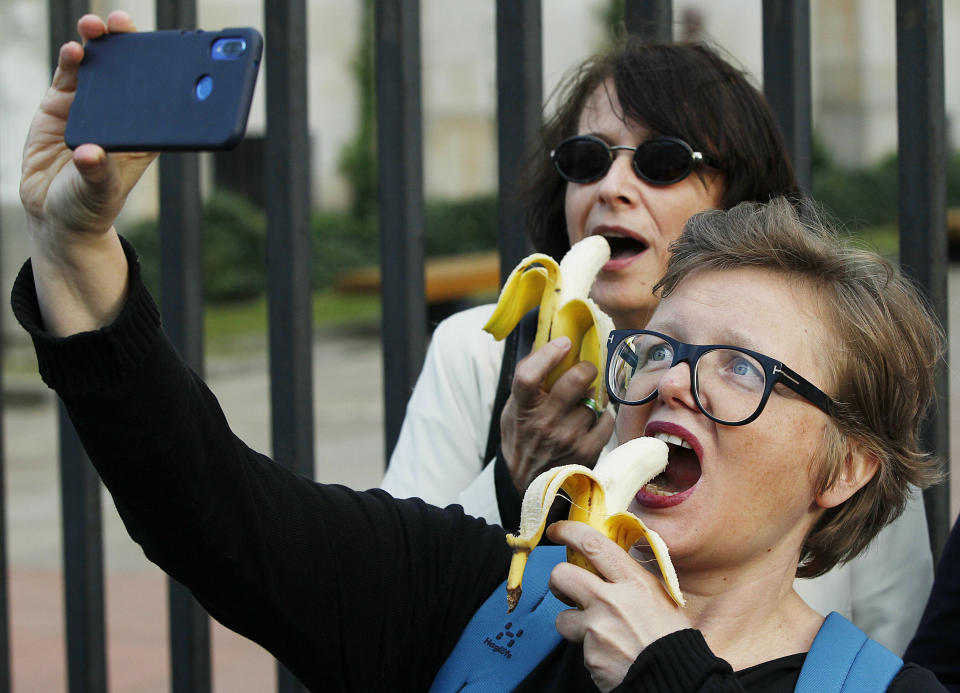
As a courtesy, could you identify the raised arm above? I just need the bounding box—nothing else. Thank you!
[19,11,158,336]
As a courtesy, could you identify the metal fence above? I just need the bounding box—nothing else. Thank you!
[0,0,948,691]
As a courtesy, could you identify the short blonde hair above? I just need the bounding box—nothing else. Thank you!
[655,197,944,577]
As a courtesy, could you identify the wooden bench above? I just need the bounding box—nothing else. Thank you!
[949,208,960,259]
[335,250,501,305]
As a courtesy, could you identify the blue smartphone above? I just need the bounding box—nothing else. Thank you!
[65,28,263,151]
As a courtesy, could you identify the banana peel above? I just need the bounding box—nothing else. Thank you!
[505,436,684,612]
[483,236,614,406]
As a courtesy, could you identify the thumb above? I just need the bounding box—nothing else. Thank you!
[60,145,158,235]
[73,144,113,184]
[70,143,125,218]
[40,144,126,235]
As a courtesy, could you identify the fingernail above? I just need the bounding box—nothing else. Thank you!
[552,336,571,349]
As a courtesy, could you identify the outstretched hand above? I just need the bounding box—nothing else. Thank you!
[547,521,690,692]
[19,11,158,336]
[500,336,615,495]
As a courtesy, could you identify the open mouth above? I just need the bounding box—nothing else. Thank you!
[636,432,702,507]
[603,235,648,262]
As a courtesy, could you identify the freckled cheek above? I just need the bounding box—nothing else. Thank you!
[736,432,795,476]
[728,420,818,512]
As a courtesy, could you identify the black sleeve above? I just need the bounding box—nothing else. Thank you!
[904,516,960,692]
[614,630,743,693]
[494,448,522,529]
[888,664,950,692]
[607,630,946,693]
[12,241,513,692]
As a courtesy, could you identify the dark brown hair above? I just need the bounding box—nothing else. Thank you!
[524,37,800,260]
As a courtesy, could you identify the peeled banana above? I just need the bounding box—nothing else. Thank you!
[505,436,684,612]
[482,236,614,406]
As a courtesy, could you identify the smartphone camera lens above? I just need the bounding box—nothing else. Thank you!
[212,38,247,60]
[195,75,214,101]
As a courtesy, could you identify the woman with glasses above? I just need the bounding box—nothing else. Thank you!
[540,197,946,690]
[380,29,932,654]
[14,45,949,684]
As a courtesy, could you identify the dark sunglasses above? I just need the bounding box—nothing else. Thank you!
[551,134,717,186]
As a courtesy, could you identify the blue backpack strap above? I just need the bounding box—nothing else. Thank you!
[795,611,903,693]
[430,545,567,692]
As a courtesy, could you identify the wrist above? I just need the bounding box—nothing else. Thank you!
[30,229,130,336]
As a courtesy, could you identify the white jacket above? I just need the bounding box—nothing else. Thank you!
[381,305,933,655]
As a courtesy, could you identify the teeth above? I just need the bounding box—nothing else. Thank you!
[643,484,679,497]
[652,432,692,450]
[504,437,684,612]
[482,236,614,406]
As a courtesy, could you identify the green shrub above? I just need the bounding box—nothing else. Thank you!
[128,191,499,304]
[812,147,960,233]
[425,194,498,255]
[311,194,498,287]
[311,210,380,289]
[125,218,160,297]
[812,155,899,231]
[948,151,960,205]
[127,151,960,307]
[125,189,266,303]
[202,190,268,301]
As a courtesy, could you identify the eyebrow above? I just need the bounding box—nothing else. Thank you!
[646,320,769,355]
[579,131,625,145]
[580,130,659,145]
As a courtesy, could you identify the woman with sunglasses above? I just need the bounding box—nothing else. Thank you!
[14,41,950,685]
[380,35,933,654]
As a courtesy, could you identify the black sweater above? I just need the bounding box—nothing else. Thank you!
[10,243,944,692]
[905,515,960,691]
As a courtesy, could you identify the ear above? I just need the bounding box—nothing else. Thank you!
[815,443,880,510]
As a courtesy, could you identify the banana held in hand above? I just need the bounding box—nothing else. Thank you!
[505,436,684,612]
[482,236,614,406]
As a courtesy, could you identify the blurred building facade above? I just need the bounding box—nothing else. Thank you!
[1,0,958,295]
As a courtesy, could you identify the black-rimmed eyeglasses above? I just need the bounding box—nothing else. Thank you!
[605,329,838,426]
[551,134,717,186]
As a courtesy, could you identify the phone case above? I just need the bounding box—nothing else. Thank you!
[65,28,263,151]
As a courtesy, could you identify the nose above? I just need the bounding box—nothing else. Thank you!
[656,360,699,413]
[595,148,639,207]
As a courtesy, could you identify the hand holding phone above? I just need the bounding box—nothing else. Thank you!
[65,28,263,151]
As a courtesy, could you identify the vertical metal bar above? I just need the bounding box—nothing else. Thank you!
[0,7,12,683]
[58,405,107,693]
[49,3,108,692]
[896,0,950,564]
[154,2,213,691]
[158,149,211,693]
[156,0,204,369]
[375,0,426,460]
[264,1,314,690]
[495,0,542,284]
[762,0,813,192]
[48,0,88,76]
[0,174,11,693]
[624,0,673,41]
